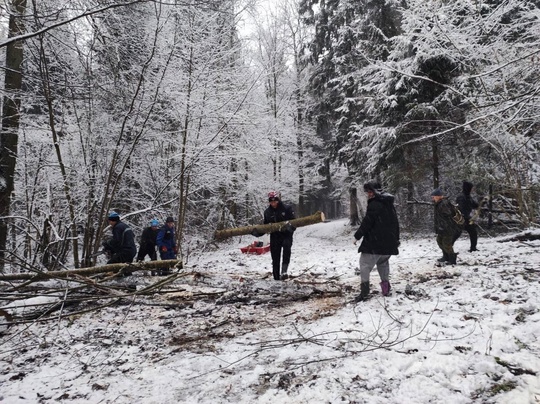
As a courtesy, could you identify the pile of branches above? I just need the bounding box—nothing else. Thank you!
[0,260,183,329]
[0,261,347,336]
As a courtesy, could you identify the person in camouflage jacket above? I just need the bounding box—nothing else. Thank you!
[431,188,462,265]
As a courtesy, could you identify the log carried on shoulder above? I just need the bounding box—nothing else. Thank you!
[214,211,326,240]
[0,259,183,282]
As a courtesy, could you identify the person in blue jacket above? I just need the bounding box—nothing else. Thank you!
[156,216,177,275]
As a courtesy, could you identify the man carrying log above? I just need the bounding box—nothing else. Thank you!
[252,191,296,281]
[214,211,324,240]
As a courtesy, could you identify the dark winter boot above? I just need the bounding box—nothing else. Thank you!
[469,231,478,252]
[447,253,457,265]
[437,252,448,263]
[157,268,171,276]
[280,263,289,280]
[380,281,391,297]
[354,282,370,302]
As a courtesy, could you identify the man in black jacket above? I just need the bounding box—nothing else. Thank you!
[260,191,296,281]
[353,182,400,302]
[456,181,480,252]
[103,212,137,274]
[137,219,159,261]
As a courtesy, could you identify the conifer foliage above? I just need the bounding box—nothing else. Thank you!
[300,0,539,226]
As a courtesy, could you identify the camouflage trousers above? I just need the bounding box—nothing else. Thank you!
[436,233,458,255]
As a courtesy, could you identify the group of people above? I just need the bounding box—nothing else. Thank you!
[352,180,479,302]
[431,181,480,266]
[256,181,479,303]
[103,180,479,294]
[102,213,178,276]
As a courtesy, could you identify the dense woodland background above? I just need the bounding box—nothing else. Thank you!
[1,0,539,273]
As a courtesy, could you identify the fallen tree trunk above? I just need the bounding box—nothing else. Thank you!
[0,259,183,282]
[214,211,326,240]
[497,232,540,243]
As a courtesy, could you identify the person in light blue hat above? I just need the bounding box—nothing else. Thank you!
[137,219,159,262]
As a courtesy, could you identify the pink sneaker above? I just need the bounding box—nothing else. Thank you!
[380,281,391,296]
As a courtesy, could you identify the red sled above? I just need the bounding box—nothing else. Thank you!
[241,243,270,255]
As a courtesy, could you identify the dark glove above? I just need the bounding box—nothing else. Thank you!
[161,246,167,252]
[251,228,265,237]
[282,222,295,233]
[173,246,178,254]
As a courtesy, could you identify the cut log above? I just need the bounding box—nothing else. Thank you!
[497,232,540,243]
[0,259,183,282]
[214,211,326,240]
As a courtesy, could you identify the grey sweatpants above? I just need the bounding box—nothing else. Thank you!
[359,253,391,283]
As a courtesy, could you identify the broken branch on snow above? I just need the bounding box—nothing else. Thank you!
[0,259,183,282]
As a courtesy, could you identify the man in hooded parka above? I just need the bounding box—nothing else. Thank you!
[353,181,400,302]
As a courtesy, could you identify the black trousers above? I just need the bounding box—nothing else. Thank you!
[270,236,292,280]
[463,222,478,250]
[107,250,136,275]
[108,250,135,264]
[137,246,157,261]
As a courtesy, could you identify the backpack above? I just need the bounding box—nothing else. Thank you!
[451,203,465,227]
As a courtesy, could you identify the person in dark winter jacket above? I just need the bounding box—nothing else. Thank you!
[155,216,177,276]
[456,181,480,252]
[431,188,462,265]
[137,219,159,261]
[353,181,400,302]
[255,191,296,281]
[103,212,137,272]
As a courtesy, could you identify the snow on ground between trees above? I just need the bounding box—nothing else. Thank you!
[1,219,539,403]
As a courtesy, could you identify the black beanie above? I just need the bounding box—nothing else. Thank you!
[363,181,382,193]
[462,181,473,195]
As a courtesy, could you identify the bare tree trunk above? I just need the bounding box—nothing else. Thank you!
[214,211,325,240]
[294,84,305,217]
[0,0,27,271]
[295,93,305,216]
[349,187,361,226]
[406,180,415,228]
[177,42,194,255]
[35,33,81,268]
[488,183,493,228]
[431,137,439,189]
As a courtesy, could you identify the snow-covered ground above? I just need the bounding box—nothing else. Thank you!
[1,219,539,403]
